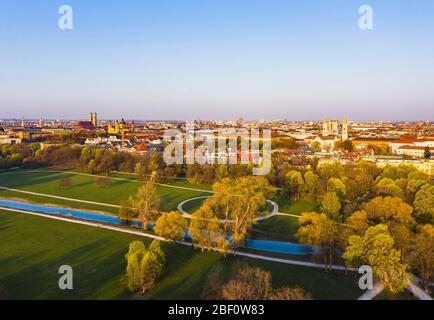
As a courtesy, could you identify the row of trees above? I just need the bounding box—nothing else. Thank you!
[0,143,38,169]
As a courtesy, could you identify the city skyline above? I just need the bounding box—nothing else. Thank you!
[1,0,434,121]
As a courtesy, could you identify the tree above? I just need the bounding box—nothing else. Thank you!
[343,224,409,293]
[341,140,354,152]
[118,200,138,224]
[59,175,72,189]
[406,179,428,203]
[125,240,165,295]
[339,210,370,251]
[413,184,434,222]
[285,170,304,200]
[204,176,275,244]
[130,178,161,226]
[189,203,229,253]
[304,171,320,202]
[410,224,434,291]
[310,156,319,171]
[363,196,415,226]
[321,192,341,221]
[327,178,346,199]
[154,211,187,242]
[219,264,313,300]
[424,146,432,158]
[311,141,321,152]
[374,178,404,198]
[87,159,96,174]
[220,266,272,300]
[296,212,338,269]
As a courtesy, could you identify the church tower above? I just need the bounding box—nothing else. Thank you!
[322,116,329,136]
[342,116,349,141]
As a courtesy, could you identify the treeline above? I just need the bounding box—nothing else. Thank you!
[0,143,39,170]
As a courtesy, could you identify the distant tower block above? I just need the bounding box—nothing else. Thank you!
[89,112,98,127]
[39,117,43,128]
[21,117,25,128]
[342,116,349,141]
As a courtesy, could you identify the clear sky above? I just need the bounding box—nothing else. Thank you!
[0,0,433,121]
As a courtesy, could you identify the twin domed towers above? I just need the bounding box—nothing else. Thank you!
[322,116,349,141]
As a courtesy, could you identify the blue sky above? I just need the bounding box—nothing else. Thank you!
[0,0,433,121]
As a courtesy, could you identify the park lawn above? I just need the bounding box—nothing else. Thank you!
[0,209,363,300]
[109,171,213,191]
[275,196,318,215]
[252,215,300,242]
[0,170,209,214]
[182,197,208,214]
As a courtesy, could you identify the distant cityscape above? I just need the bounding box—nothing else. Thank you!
[1,112,433,176]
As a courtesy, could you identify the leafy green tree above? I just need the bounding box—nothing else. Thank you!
[285,170,304,200]
[413,184,434,222]
[204,176,275,244]
[327,178,346,199]
[118,200,138,224]
[406,179,428,203]
[130,178,161,226]
[343,224,409,293]
[296,212,338,269]
[87,159,97,174]
[363,196,415,226]
[321,192,341,221]
[310,156,319,171]
[410,224,434,291]
[338,210,369,251]
[318,162,345,181]
[374,178,404,198]
[154,211,187,241]
[304,171,320,202]
[125,240,165,295]
[189,204,228,253]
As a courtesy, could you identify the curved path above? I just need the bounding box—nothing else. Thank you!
[177,196,280,222]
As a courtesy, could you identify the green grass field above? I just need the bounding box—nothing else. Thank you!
[0,170,209,214]
[0,209,363,300]
[275,197,318,215]
[253,216,300,242]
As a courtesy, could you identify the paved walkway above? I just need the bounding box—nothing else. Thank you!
[357,282,385,300]
[407,277,433,300]
[177,196,280,222]
[0,186,121,208]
